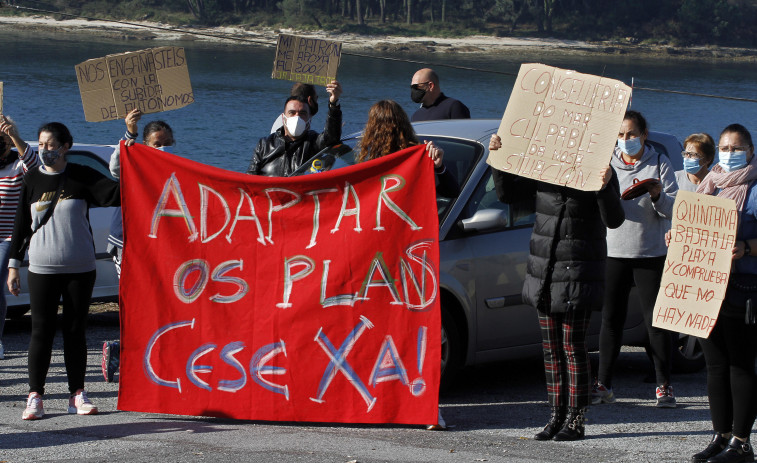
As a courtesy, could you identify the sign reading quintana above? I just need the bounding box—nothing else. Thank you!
[652,191,738,338]
[488,63,632,191]
[75,47,193,122]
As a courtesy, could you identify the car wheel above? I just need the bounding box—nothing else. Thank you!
[672,333,705,373]
[441,306,463,386]
[6,305,29,320]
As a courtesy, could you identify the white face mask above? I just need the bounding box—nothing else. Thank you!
[284,115,309,138]
[156,145,174,154]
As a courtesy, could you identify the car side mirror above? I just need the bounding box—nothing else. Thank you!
[459,208,509,232]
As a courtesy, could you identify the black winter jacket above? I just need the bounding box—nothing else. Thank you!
[493,168,625,314]
[247,105,342,177]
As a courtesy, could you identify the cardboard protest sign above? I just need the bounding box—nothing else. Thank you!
[488,63,632,191]
[272,34,341,87]
[75,47,194,122]
[117,143,440,424]
[653,191,738,338]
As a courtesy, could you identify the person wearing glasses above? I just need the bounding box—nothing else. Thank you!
[689,124,757,463]
[677,133,716,192]
[409,68,470,122]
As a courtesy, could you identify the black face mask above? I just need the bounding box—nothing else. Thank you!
[410,87,426,104]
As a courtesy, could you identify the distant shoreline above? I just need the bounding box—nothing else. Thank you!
[2,14,757,62]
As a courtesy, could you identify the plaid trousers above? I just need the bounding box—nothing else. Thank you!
[537,307,592,409]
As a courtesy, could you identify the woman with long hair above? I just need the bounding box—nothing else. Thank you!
[358,100,458,198]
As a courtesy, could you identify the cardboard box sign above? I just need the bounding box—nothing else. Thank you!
[488,63,632,192]
[75,47,194,122]
[272,34,341,87]
[652,191,738,339]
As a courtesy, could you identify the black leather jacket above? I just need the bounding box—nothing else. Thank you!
[247,105,342,177]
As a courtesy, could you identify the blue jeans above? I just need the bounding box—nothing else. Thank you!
[0,239,11,339]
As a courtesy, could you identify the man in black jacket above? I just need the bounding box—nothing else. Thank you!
[247,80,342,177]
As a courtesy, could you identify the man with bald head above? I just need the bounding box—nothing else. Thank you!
[410,68,470,122]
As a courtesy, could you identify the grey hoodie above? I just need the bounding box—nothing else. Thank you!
[607,144,678,258]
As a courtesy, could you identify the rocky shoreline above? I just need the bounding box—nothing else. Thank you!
[2,14,757,63]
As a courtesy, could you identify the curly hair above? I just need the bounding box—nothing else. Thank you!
[357,100,418,163]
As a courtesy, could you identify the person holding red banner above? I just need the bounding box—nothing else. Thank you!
[358,99,457,430]
[489,133,624,441]
[101,108,175,384]
[357,99,458,199]
[688,124,757,463]
[7,121,120,420]
[247,80,342,177]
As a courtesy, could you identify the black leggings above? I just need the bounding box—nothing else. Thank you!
[700,311,757,438]
[27,270,96,395]
[598,256,672,388]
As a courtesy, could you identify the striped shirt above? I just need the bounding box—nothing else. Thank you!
[0,145,39,241]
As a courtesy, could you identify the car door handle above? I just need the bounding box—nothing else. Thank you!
[485,295,522,309]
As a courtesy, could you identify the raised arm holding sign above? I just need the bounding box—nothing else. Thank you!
[487,63,631,191]
[75,47,194,122]
[272,34,341,87]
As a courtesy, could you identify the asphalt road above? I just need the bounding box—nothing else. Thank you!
[0,303,723,462]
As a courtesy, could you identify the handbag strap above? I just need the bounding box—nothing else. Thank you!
[31,170,67,234]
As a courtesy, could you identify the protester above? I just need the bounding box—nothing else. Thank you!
[677,133,716,192]
[271,82,319,133]
[594,110,679,408]
[688,123,757,463]
[357,100,457,430]
[101,108,175,383]
[410,68,470,122]
[247,80,342,176]
[0,116,40,360]
[357,99,458,198]
[489,133,624,441]
[7,121,120,420]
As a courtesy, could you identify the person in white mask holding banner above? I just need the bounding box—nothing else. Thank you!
[688,123,757,463]
[676,133,716,192]
[101,108,175,384]
[247,80,342,177]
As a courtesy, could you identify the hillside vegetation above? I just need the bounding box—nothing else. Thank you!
[4,0,757,47]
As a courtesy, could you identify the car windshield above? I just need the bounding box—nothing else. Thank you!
[292,136,483,219]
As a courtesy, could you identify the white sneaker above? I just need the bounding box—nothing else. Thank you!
[68,389,98,415]
[22,392,44,420]
[0,340,4,360]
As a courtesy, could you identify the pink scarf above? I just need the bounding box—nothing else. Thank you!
[697,154,757,211]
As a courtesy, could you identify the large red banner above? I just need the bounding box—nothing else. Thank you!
[116,142,441,424]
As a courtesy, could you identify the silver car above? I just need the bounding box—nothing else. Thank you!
[293,118,703,382]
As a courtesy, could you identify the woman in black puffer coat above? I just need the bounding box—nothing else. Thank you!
[490,134,625,441]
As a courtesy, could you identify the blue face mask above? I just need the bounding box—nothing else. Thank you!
[617,137,643,156]
[156,145,174,154]
[718,150,748,172]
[683,157,702,174]
[39,148,62,167]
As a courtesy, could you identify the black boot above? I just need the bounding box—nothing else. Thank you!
[553,407,586,441]
[691,433,729,463]
[534,407,565,441]
[706,436,754,463]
